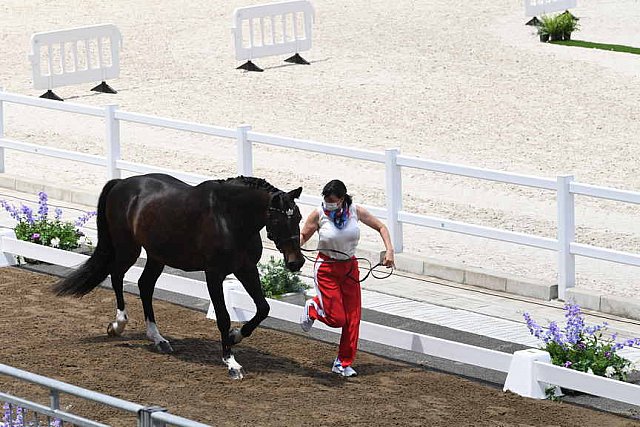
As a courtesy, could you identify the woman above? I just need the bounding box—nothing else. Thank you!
[299,179,395,377]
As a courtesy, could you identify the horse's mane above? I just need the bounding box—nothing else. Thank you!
[216,176,281,194]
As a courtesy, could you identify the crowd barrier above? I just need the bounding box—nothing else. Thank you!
[28,24,122,100]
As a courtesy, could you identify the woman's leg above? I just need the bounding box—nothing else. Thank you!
[307,257,346,328]
[337,258,361,367]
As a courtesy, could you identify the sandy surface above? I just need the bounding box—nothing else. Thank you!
[2,267,639,426]
[0,1,639,297]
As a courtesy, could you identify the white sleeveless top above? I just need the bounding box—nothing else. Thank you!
[317,203,360,259]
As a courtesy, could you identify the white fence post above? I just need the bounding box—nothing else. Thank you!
[385,148,403,253]
[503,349,553,399]
[236,124,253,176]
[105,104,121,180]
[0,87,4,173]
[557,174,575,300]
[0,229,18,267]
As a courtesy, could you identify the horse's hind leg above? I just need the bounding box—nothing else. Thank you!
[138,258,172,353]
[205,270,244,380]
[106,245,141,337]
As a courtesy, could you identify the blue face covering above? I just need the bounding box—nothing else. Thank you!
[325,205,350,229]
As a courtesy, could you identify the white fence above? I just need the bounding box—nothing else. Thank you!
[0,235,639,407]
[28,24,122,93]
[232,1,314,63]
[1,90,640,300]
[524,0,577,17]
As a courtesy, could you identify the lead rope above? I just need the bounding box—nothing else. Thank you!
[300,247,394,283]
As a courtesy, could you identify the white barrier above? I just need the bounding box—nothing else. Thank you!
[525,0,577,17]
[1,237,639,407]
[28,24,122,99]
[2,90,640,301]
[232,1,314,71]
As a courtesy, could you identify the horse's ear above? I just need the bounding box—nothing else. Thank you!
[288,187,303,199]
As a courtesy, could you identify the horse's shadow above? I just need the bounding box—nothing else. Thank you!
[79,333,407,385]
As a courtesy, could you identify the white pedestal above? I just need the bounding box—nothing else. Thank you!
[503,348,553,399]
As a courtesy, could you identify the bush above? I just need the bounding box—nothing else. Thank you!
[258,256,307,298]
[524,303,639,381]
[0,192,95,251]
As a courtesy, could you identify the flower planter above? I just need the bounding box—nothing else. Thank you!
[539,34,550,43]
[549,33,563,42]
[563,32,572,40]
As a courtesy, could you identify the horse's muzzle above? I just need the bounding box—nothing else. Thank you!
[286,258,305,272]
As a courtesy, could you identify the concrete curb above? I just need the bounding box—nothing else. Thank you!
[0,175,637,321]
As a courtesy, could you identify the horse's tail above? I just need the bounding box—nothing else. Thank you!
[53,179,121,297]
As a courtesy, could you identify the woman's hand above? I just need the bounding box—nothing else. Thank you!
[382,249,395,268]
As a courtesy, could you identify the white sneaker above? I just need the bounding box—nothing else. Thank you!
[331,358,358,377]
[300,299,314,332]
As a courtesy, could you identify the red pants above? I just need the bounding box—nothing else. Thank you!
[307,253,361,367]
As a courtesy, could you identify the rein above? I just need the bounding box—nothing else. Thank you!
[300,247,394,283]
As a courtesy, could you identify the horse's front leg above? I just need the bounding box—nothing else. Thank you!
[233,265,270,339]
[205,271,245,380]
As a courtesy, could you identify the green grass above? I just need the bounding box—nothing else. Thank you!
[550,40,640,55]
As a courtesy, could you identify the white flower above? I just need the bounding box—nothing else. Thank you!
[622,363,635,374]
[50,237,60,248]
[605,366,616,378]
[78,235,87,245]
[587,368,594,375]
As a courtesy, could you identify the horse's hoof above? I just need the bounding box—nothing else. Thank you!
[106,323,118,337]
[230,328,243,344]
[228,367,245,380]
[156,341,174,353]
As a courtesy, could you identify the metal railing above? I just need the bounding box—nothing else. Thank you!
[0,363,210,426]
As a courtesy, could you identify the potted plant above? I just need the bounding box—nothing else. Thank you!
[258,256,308,303]
[0,191,96,263]
[558,12,580,40]
[523,303,640,397]
[538,14,563,42]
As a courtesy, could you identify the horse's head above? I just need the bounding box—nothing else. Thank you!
[266,187,304,271]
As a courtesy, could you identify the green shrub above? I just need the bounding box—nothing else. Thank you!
[258,256,307,298]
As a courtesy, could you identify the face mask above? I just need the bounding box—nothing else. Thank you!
[323,202,340,211]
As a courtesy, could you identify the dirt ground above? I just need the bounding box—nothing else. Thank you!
[0,267,638,427]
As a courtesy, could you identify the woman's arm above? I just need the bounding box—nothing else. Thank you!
[356,205,395,268]
[299,209,320,246]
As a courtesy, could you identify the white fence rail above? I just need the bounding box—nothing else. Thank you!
[232,1,314,61]
[1,237,639,408]
[1,90,640,300]
[28,24,122,91]
[524,0,577,17]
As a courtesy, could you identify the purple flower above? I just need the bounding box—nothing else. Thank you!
[55,207,63,220]
[3,402,10,423]
[75,211,96,227]
[38,191,48,219]
[31,233,41,241]
[524,312,543,338]
[20,205,35,225]
[0,200,22,221]
[564,361,572,368]
[605,351,611,358]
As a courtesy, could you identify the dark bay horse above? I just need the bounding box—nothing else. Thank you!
[53,173,304,379]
